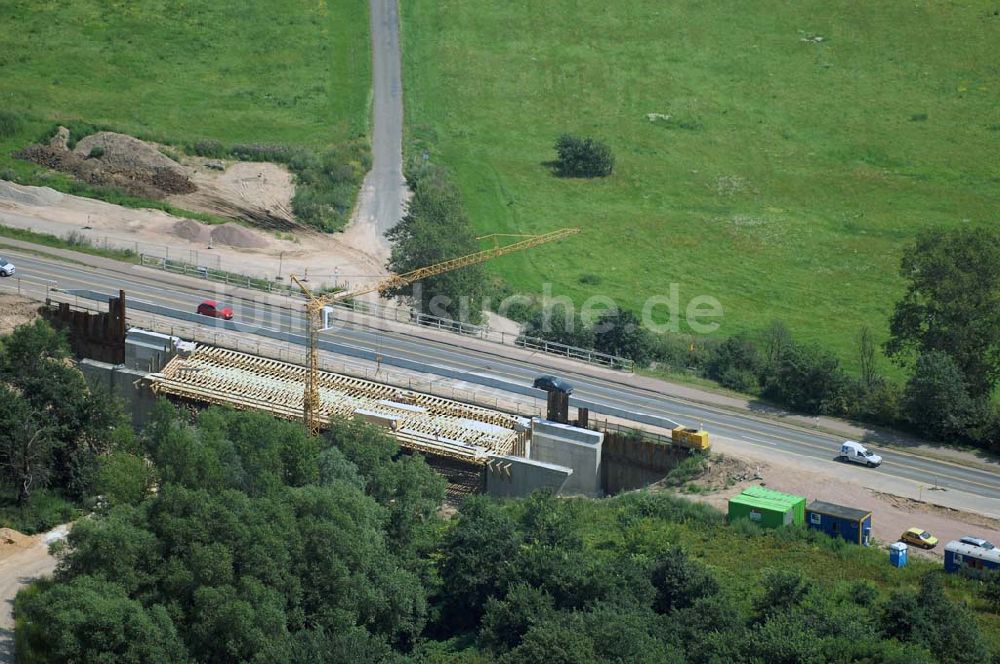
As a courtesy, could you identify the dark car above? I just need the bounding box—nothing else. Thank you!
[533,374,574,394]
[196,300,234,320]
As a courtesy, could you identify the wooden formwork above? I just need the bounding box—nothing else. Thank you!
[147,345,526,462]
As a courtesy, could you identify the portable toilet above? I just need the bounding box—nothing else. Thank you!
[889,542,908,568]
[728,494,796,529]
[805,500,873,545]
[740,486,806,526]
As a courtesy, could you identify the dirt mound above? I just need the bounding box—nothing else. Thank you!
[15,131,195,198]
[0,528,32,548]
[210,223,268,249]
[0,180,64,207]
[0,294,41,337]
[172,218,210,243]
[74,132,195,195]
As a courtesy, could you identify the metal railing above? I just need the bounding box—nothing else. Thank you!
[137,254,635,371]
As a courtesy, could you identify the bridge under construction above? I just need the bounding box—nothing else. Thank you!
[147,344,528,462]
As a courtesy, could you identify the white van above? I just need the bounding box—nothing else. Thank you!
[838,441,882,468]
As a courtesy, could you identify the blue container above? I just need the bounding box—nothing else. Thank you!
[944,540,1000,575]
[805,500,873,545]
[889,542,908,568]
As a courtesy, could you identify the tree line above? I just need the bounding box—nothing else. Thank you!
[520,226,1000,451]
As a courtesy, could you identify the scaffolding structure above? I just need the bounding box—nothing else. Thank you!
[147,345,527,462]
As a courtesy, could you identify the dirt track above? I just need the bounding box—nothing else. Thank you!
[0,525,67,663]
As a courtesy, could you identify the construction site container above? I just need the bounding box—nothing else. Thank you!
[805,500,872,545]
[727,494,796,529]
[671,426,710,450]
[740,486,805,526]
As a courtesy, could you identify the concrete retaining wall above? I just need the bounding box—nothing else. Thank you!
[79,359,158,430]
[485,455,572,499]
[529,419,603,497]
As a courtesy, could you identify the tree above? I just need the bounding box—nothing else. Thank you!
[650,548,719,614]
[521,308,595,350]
[436,496,521,632]
[15,576,188,664]
[857,325,881,390]
[480,583,556,653]
[553,134,614,178]
[886,226,1000,397]
[593,309,655,366]
[385,165,487,324]
[903,351,974,439]
[707,334,764,392]
[761,343,849,415]
[0,387,54,505]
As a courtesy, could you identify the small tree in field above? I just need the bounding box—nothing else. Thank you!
[553,134,614,178]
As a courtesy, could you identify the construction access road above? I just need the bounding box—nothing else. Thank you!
[2,245,999,515]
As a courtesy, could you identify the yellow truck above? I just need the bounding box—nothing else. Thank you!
[671,426,710,451]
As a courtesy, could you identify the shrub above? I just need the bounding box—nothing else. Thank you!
[189,139,225,158]
[553,134,614,178]
[707,334,763,391]
[87,146,105,159]
[0,110,22,138]
[593,309,655,365]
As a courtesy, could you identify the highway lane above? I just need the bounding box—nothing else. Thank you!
[4,249,1000,501]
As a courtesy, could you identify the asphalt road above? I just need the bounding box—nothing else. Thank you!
[5,250,1000,505]
[352,0,407,239]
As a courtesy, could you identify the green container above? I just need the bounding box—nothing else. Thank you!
[727,494,794,529]
[740,486,806,526]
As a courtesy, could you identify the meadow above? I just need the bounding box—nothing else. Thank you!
[401,1,1000,369]
[0,0,370,190]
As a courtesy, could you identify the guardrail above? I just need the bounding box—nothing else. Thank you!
[135,256,635,372]
[0,281,668,433]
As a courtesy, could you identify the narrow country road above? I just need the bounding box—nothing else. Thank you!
[348,0,407,254]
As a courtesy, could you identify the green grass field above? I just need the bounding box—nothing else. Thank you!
[402,1,999,369]
[0,0,370,174]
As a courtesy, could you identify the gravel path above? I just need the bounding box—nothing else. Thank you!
[347,0,409,258]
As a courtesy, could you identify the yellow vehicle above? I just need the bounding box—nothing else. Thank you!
[901,528,938,549]
[672,426,710,451]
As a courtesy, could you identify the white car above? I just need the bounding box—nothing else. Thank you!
[838,441,882,467]
[0,257,14,277]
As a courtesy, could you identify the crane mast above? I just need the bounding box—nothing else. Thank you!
[291,228,579,436]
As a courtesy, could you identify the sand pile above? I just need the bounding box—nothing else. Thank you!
[210,223,268,249]
[172,219,210,243]
[0,294,40,336]
[0,180,64,207]
[0,528,32,548]
[172,219,268,249]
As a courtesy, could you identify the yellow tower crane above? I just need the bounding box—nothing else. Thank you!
[291,227,579,435]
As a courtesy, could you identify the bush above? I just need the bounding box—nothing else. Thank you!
[0,110,23,138]
[189,139,225,158]
[87,146,105,159]
[707,334,763,391]
[553,134,614,178]
[0,489,79,534]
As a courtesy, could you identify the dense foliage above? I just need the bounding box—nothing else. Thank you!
[0,320,131,530]
[385,163,489,324]
[17,404,445,663]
